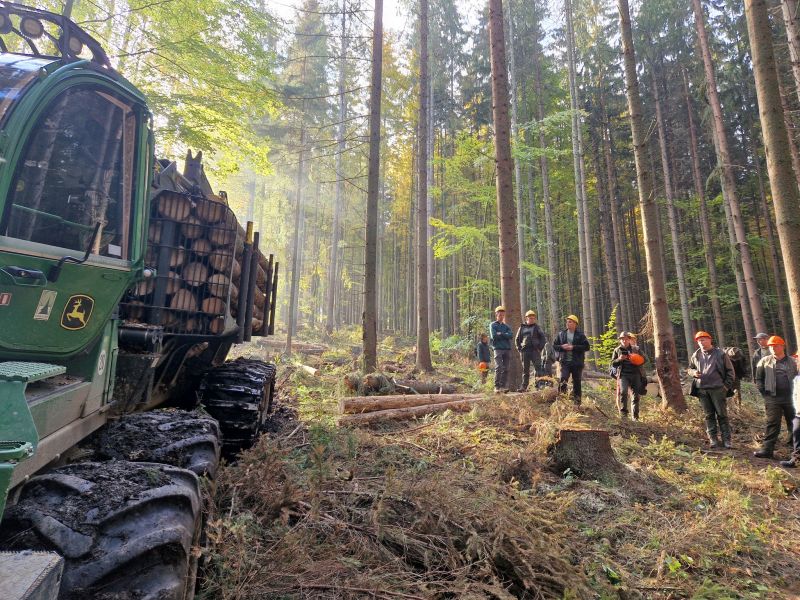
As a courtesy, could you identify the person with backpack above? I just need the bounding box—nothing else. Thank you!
[688,331,736,449]
[610,332,647,420]
[553,314,591,404]
[753,336,797,460]
[515,310,547,392]
[489,306,514,392]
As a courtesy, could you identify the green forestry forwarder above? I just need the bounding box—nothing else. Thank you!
[0,4,280,598]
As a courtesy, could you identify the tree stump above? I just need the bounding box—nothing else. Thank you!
[547,429,623,484]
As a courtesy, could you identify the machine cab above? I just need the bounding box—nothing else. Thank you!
[0,7,151,360]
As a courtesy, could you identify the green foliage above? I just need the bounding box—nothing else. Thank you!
[589,305,619,371]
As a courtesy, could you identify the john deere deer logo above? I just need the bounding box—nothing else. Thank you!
[61,295,94,330]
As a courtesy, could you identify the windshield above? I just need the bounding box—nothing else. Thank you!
[0,54,54,124]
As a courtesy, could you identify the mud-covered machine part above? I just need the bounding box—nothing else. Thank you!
[199,357,276,453]
[0,462,202,600]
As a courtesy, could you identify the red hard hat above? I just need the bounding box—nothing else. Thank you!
[767,335,786,346]
[694,331,712,341]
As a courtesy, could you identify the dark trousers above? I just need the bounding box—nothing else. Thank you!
[520,350,538,390]
[617,373,641,418]
[698,386,730,442]
[494,349,510,389]
[559,362,584,403]
[760,397,795,453]
[792,415,800,459]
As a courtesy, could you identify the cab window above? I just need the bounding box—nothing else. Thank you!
[1,86,136,260]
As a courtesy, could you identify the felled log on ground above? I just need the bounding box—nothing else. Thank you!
[338,397,483,425]
[547,429,623,484]
[340,393,483,415]
[394,380,457,394]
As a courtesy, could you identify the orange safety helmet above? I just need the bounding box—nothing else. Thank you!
[629,353,645,366]
[694,331,712,341]
[478,361,489,371]
[767,335,786,346]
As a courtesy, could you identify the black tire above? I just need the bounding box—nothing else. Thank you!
[84,409,221,477]
[198,358,277,454]
[0,461,201,600]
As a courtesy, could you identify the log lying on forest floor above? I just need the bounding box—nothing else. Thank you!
[340,393,483,415]
[338,396,483,425]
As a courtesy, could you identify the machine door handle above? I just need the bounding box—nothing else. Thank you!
[0,266,48,287]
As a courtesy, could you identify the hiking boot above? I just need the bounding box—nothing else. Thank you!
[779,458,797,468]
[753,450,773,459]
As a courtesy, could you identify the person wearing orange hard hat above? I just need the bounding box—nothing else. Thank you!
[610,332,647,421]
[688,330,736,449]
[753,335,797,462]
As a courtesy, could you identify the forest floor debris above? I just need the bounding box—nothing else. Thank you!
[200,336,800,599]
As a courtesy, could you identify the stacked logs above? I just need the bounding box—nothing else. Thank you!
[125,191,269,335]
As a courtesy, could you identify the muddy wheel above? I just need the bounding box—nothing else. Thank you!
[0,461,201,600]
[199,358,277,454]
[84,409,221,477]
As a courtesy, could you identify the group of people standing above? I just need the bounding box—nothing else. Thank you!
[477,310,800,468]
[478,307,591,402]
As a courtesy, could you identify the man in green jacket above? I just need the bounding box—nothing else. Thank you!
[688,331,736,449]
[753,336,797,459]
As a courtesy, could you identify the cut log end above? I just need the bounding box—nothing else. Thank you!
[547,429,622,483]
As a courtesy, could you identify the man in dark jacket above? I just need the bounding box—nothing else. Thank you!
[611,332,646,420]
[753,336,797,459]
[554,314,591,404]
[751,333,770,382]
[515,310,547,392]
[490,306,513,392]
[688,331,736,449]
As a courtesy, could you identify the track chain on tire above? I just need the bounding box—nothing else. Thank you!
[0,461,201,600]
[198,357,277,454]
[84,409,222,478]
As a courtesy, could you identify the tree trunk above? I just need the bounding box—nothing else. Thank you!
[532,3,558,337]
[565,0,594,342]
[683,70,726,347]
[780,0,800,105]
[416,0,434,371]
[506,0,527,312]
[547,429,622,483]
[691,0,767,335]
[652,73,694,357]
[617,0,687,411]
[325,0,348,335]
[363,0,383,372]
[286,124,305,355]
[488,0,523,389]
[745,0,800,349]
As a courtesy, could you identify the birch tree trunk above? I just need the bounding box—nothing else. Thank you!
[652,73,694,356]
[691,0,767,335]
[489,0,523,389]
[326,0,348,335]
[745,0,800,348]
[363,0,383,372]
[416,0,434,371]
[684,70,726,346]
[617,0,687,411]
